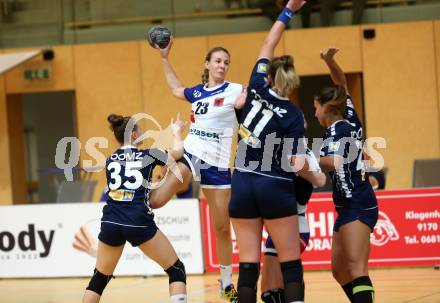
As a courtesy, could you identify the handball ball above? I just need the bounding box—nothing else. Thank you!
[147,26,172,49]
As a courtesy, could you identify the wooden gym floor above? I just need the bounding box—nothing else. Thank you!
[1,267,439,303]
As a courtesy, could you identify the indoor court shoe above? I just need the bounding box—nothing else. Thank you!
[219,280,239,303]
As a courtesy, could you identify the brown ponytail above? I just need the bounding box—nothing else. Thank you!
[107,114,138,144]
[202,68,210,84]
[315,85,347,116]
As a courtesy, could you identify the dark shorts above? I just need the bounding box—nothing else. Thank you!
[181,151,231,189]
[98,222,158,247]
[333,207,379,232]
[229,170,297,219]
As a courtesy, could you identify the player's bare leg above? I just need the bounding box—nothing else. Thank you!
[332,230,353,301]
[204,188,237,302]
[231,218,263,303]
[83,241,124,303]
[261,254,284,302]
[138,230,187,301]
[265,215,304,302]
[339,220,374,303]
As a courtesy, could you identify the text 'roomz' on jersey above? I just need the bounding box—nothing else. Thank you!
[235,58,306,181]
[103,146,168,227]
[320,96,377,210]
[183,82,243,169]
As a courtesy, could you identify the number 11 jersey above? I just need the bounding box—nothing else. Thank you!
[235,58,305,181]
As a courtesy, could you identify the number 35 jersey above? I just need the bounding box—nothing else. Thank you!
[103,146,168,227]
[235,58,305,181]
[184,82,243,169]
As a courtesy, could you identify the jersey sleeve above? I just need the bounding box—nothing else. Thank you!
[248,58,270,91]
[345,95,361,125]
[227,83,245,106]
[183,85,201,103]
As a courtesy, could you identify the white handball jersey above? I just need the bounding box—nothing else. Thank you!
[183,82,243,168]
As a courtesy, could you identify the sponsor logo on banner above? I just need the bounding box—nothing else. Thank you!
[0,224,56,259]
[305,211,335,252]
[0,200,203,278]
[202,188,440,271]
[371,211,399,246]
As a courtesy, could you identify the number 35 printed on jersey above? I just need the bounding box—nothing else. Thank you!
[107,161,144,190]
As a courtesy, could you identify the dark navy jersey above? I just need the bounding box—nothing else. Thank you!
[102,146,168,227]
[320,96,377,209]
[235,58,306,181]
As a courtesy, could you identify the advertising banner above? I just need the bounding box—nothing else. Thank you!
[202,188,440,271]
[0,199,203,277]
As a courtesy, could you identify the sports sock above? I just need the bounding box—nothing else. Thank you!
[352,276,375,303]
[220,264,233,289]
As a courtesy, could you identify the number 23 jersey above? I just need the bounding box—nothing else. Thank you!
[103,146,168,227]
[184,82,243,169]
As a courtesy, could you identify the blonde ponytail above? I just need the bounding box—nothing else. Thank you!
[268,55,300,98]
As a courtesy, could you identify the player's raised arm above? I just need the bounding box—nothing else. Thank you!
[320,47,349,94]
[155,37,186,100]
[258,0,306,61]
[167,114,187,162]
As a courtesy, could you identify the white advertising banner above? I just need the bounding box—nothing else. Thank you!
[0,199,204,278]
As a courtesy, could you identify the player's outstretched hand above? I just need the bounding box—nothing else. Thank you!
[234,86,248,109]
[170,113,188,136]
[286,0,306,13]
[320,47,340,62]
[156,36,174,60]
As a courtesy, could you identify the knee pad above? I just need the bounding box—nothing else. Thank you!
[86,268,114,295]
[165,259,186,284]
[280,259,303,284]
[238,262,260,290]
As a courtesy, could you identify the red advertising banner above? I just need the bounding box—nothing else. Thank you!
[201,188,440,272]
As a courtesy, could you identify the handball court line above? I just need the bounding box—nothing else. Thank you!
[1,268,439,302]
[148,283,219,303]
[402,291,440,303]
